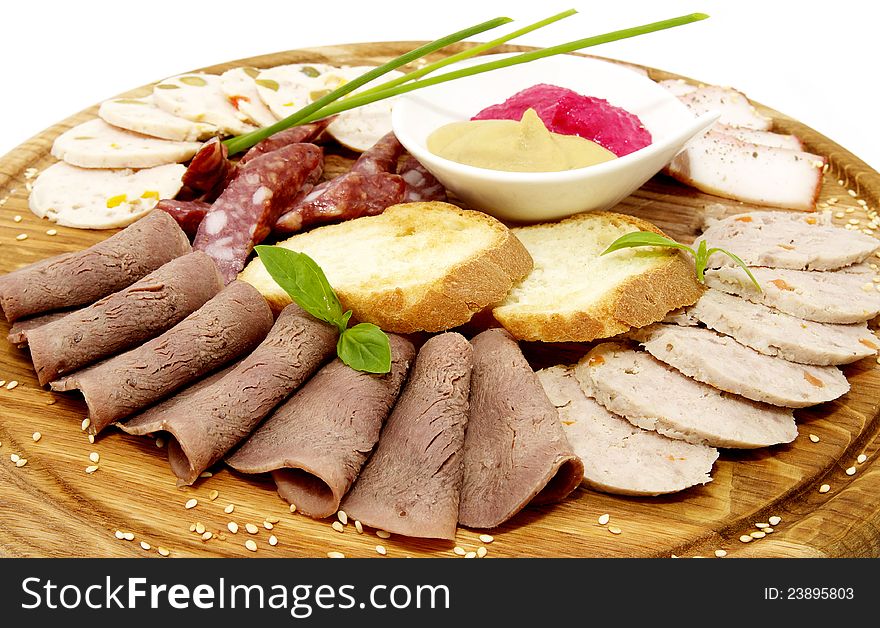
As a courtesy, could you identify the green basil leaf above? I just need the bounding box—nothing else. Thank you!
[601,231,695,257]
[255,246,344,326]
[707,247,762,292]
[337,323,392,374]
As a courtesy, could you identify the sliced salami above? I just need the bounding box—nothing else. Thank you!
[181,137,236,199]
[349,132,404,175]
[155,198,211,238]
[398,155,447,203]
[237,120,331,165]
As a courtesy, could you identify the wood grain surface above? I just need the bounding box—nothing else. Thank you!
[1,43,878,559]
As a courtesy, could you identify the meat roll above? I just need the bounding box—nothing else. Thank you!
[227,334,415,519]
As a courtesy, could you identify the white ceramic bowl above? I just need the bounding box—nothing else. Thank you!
[391,53,718,223]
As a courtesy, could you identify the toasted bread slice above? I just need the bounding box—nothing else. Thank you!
[239,202,533,333]
[492,211,703,342]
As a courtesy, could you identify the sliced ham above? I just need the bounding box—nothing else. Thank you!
[666,130,825,211]
[226,334,415,519]
[27,251,223,386]
[538,365,718,496]
[341,333,472,540]
[51,281,273,434]
[576,343,797,449]
[675,289,878,365]
[677,85,773,130]
[458,328,583,529]
[0,210,190,322]
[696,210,879,270]
[119,304,337,485]
[631,324,849,408]
[704,266,880,323]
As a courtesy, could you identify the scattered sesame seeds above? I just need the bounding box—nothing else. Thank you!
[81,418,91,431]
[739,535,752,543]
[155,437,165,448]
[85,465,98,474]
[263,521,274,530]
[6,380,19,390]
[15,234,27,241]
[354,520,363,534]
[376,530,391,539]
[479,533,494,544]
[848,189,857,197]
[331,521,344,533]
[0,380,6,387]
[189,523,197,532]
[32,432,41,442]
[714,549,727,558]
[13,215,22,223]
[46,229,57,236]
[464,551,477,559]
[199,471,213,478]
[266,516,280,524]
[87,434,95,444]
[269,535,278,547]
[765,528,774,533]
[768,516,782,526]
[115,530,125,540]
[245,523,258,535]
[224,504,235,514]
[184,498,198,510]
[608,526,622,535]
[819,484,831,493]
[245,539,257,552]
[123,532,135,541]
[157,547,170,557]
[140,541,151,551]
[10,453,19,463]
[201,531,213,541]
[337,510,348,525]
[845,466,856,476]
[750,531,766,539]
[376,545,387,556]
[195,522,206,535]
[849,218,861,225]
[327,551,345,559]
[13,457,28,467]
[453,547,466,556]
[809,434,820,443]
[89,452,100,463]
[289,503,297,513]
[755,522,769,529]
[209,490,219,501]
[846,207,856,214]
[597,513,610,526]
[227,522,239,534]
[835,211,845,218]
[857,454,867,464]
[476,546,488,558]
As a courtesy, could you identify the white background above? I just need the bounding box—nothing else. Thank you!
[1,0,878,169]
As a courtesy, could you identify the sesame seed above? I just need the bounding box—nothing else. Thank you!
[765,528,774,533]
[848,189,857,197]
[479,533,494,544]
[227,522,239,534]
[819,484,831,493]
[846,466,856,476]
[857,454,867,464]
[269,535,278,546]
[768,515,782,526]
[155,437,165,448]
[15,458,27,468]
[354,520,363,534]
[376,545,387,556]
[189,524,197,532]
[245,539,257,552]
[122,532,134,541]
[376,530,391,539]
[464,551,477,559]
[201,531,212,541]
[32,432,41,442]
[331,521,344,533]
[157,547,170,557]
[85,465,98,474]
[245,523,258,534]
[266,516,280,524]
[739,535,752,543]
[755,522,769,528]
[184,498,198,510]
[89,452,100,463]
[114,530,125,540]
[476,546,488,558]
[13,215,22,223]
[195,522,206,534]
[835,211,845,218]
[224,504,235,514]
[453,546,466,556]
[847,207,856,214]
[81,418,90,431]
[140,541,151,551]
[750,531,766,539]
[263,521,274,530]
[809,434,820,443]
[849,218,861,225]
[0,380,5,387]
[714,549,727,558]
[327,551,345,558]
[289,503,297,513]
[10,453,19,463]
[6,380,19,390]
[87,434,95,444]
[337,510,348,525]
[46,229,57,236]
[199,471,213,478]
[15,234,27,241]
[608,526,622,535]
[209,490,219,501]
[598,513,612,525]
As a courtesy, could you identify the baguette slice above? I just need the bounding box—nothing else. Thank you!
[492,211,703,342]
[239,202,533,333]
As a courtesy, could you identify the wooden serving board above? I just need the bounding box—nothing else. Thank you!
[1,43,879,559]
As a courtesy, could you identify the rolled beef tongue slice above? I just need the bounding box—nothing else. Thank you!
[51,280,273,434]
[27,251,224,386]
[458,328,583,530]
[119,303,338,486]
[226,334,416,519]
[7,310,73,346]
[0,210,190,322]
[341,333,473,540]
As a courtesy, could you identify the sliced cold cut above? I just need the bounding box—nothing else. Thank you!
[226,334,415,518]
[98,95,219,141]
[678,288,878,365]
[152,73,256,136]
[0,210,191,322]
[341,333,472,540]
[576,343,797,448]
[398,154,447,203]
[194,142,323,283]
[51,281,273,434]
[704,266,880,323]
[696,211,879,270]
[219,67,278,128]
[677,85,772,130]
[27,251,223,386]
[7,310,72,347]
[458,328,583,529]
[120,304,338,485]
[630,324,850,408]
[155,199,211,238]
[236,121,331,165]
[538,365,718,496]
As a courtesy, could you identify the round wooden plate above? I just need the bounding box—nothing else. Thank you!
[1,43,878,559]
